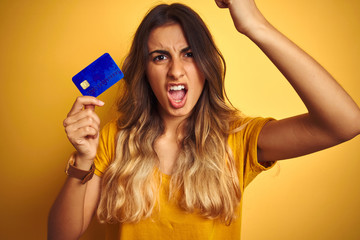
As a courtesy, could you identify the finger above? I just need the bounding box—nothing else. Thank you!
[63,108,101,128]
[67,126,99,145]
[85,104,95,111]
[68,96,104,117]
[215,0,230,8]
[76,126,98,139]
[64,108,101,126]
[65,116,100,136]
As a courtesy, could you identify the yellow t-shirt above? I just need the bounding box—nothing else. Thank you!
[94,117,276,240]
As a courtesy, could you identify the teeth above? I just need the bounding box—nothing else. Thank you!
[170,85,185,91]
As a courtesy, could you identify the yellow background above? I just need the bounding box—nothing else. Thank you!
[0,0,359,239]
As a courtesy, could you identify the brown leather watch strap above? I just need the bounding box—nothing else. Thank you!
[65,152,95,184]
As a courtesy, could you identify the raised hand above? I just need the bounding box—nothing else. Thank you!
[63,96,104,166]
[215,0,360,162]
[214,0,269,35]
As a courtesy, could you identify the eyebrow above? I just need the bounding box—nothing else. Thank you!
[148,46,191,56]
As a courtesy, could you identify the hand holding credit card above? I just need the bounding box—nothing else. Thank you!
[72,53,124,97]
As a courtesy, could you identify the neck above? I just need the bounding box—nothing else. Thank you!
[162,115,186,139]
[158,110,189,140]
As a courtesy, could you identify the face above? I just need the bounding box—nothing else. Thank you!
[146,23,205,121]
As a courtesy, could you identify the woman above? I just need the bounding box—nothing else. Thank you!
[48,1,360,239]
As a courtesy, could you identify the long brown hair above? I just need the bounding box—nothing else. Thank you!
[98,3,242,224]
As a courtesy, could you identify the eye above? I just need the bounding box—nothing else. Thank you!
[153,54,168,62]
[184,52,194,58]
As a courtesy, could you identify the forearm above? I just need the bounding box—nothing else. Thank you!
[48,154,99,240]
[216,0,360,160]
[245,21,360,139]
[48,177,89,240]
[49,96,103,239]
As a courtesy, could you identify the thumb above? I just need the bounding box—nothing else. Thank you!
[84,104,95,111]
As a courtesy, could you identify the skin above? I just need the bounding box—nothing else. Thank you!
[215,0,360,162]
[48,97,102,239]
[146,23,206,174]
[146,23,205,125]
[48,1,360,239]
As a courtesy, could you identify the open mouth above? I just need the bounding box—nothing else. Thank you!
[168,84,188,108]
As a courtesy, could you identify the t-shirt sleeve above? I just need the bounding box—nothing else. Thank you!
[228,117,277,189]
[94,120,118,177]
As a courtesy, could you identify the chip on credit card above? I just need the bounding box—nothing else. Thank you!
[72,53,124,97]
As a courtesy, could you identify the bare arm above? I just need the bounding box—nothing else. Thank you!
[48,175,101,239]
[215,0,360,161]
[48,96,104,239]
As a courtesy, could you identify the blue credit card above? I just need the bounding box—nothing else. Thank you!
[72,53,124,97]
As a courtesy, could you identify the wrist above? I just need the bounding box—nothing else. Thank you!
[65,152,95,184]
[239,15,272,37]
[244,20,278,46]
[228,0,269,36]
[74,153,95,170]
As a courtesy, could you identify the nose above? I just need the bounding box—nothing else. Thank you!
[167,57,185,80]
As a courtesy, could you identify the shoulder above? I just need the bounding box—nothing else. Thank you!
[229,117,273,139]
[228,116,277,186]
[228,116,274,160]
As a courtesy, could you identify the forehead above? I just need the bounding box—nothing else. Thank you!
[147,23,189,51]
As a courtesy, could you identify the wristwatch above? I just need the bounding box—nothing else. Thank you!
[65,152,95,184]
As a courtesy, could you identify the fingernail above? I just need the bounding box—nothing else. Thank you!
[99,100,105,106]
